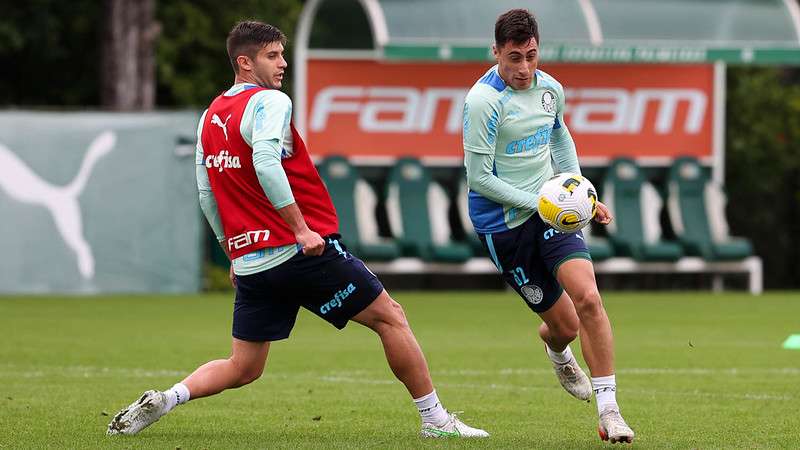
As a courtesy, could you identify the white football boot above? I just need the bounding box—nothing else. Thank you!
[420,412,489,438]
[107,390,168,435]
[550,352,592,401]
[598,408,635,444]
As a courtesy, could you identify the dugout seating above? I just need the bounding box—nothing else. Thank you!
[318,156,400,261]
[603,158,683,262]
[385,158,472,262]
[591,157,760,294]
[308,156,762,293]
[667,157,753,260]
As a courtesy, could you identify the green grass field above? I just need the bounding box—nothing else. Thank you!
[1,291,798,449]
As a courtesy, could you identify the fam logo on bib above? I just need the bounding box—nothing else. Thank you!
[541,90,556,114]
[521,284,544,305]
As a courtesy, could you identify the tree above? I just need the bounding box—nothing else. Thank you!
[726,67,800,287]
[0,0,101,106]
[101,0,160,110]
[155,0,303,107]
[0,0,303,108]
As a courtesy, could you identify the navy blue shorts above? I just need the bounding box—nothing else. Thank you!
[478,213,591,313]
[232,236,384,342]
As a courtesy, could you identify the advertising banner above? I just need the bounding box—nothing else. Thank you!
[305,60,716,163]
[0,112,202,293]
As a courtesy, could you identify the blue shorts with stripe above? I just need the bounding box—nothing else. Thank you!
[232,235,384,342]
[478,213,592,313]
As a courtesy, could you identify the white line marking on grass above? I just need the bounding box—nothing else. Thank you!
[1,364,795,403]
[429,367,800,377]
[320,376,395,385]
[313,375,795,402]
[0,365,185,379]
[619,368,800,376]
[3,364,798,380]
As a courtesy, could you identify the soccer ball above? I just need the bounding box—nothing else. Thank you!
[537,173,598,233]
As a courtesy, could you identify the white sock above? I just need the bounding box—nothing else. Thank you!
[413,390,449,426]
[546,344,574,365]
[163,383,191,412]
[591,375,618,415]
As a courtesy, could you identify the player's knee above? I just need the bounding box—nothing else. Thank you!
[241,367,264,384]
[372,297,409,332]
[231,359,264,387]
[573,288,604,317]
[383,298,409,328]
[238,367,263,386]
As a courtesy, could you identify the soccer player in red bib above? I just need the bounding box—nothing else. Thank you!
[106,21,487,439]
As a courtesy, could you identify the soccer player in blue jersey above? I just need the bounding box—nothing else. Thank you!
[463,9,634,443]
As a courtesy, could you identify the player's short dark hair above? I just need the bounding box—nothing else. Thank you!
[226,20,287,73]
[494,9,539,47]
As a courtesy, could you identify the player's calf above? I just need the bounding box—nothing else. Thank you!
[539,319,579,349]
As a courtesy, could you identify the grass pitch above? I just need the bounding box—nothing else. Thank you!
[0,291,798,449]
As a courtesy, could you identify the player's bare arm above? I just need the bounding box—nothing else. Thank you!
[276,202,325,255]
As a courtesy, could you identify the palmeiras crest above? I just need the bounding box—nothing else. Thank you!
[521,284,544,305]
[541,90,556,113]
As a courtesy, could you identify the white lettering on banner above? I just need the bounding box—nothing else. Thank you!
[228,229,271,251]
[564,88,629,133]
[565,88,707,134]
[416,88,466,132]
[360,87,418,132]
[310,86,466,133]
[311,86,707,136]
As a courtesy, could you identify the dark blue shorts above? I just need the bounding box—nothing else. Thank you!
[478,213,591,313]
[232,236,384,342]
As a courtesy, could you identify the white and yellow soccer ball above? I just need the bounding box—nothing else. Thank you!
[537,173,598,233]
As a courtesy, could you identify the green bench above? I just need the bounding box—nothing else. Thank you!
[385,157,472,262]
[318,156,400,261]
[603,158,683,261]
[667,157,753,261]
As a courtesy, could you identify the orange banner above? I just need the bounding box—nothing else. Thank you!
[305,60,715,160]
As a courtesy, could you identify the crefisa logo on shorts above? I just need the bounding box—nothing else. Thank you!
[521,284,544,305]
[320,283,357,314]
[543,228,563,240]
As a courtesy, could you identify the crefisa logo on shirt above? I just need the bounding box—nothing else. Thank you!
[541,90,556,113]
[205,150,241,172]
